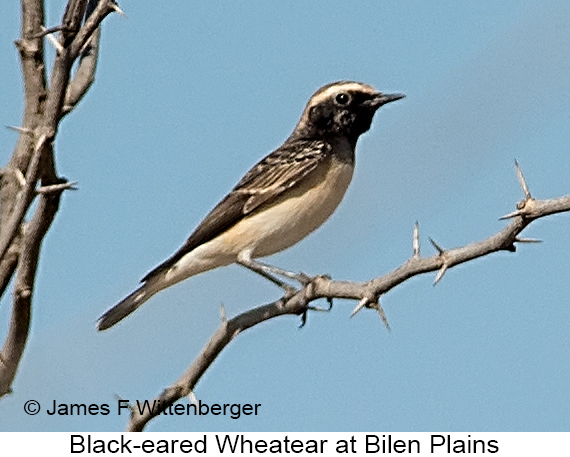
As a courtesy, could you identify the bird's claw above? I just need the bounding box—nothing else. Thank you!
[297,297,334,328]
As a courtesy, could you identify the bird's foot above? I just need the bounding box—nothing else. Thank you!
[298,298,334,328]
[297,282,334,328]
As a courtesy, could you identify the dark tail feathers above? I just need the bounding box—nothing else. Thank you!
[97,284,154,331]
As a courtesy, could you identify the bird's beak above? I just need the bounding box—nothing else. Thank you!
[370,92,406,108]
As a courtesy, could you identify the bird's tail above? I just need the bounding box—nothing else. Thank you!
[97,281,160,331]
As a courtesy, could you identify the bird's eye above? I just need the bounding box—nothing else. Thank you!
[335,93,350,105]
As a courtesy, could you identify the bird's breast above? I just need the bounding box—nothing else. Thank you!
[222,154,354,258]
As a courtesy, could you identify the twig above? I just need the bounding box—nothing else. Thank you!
[32,24,67,39]
[70,0,121,60]
[63,0,104,115]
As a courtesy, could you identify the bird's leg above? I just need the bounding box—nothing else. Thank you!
[237,252,333,325]
[236,251,314,289]
[237,253,296,292]
[250,259,312,284]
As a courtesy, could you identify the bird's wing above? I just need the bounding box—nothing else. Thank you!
[141,140,330,282]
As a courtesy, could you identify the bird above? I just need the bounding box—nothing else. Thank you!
[97,81,404,330]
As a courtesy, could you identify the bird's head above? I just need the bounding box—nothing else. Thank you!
[293,81,404,143]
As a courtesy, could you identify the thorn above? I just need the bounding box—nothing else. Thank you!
[413,221,420,258]
[434,263,448,285]
[299,308,308,328]
[14,169,26,187]
[113,395,133,412]
[78,37,95,57]
[369,301,390,331]
[350,297,369,318]
[219,303,227,323]
[429,237,445,255]
[32,25,65,39]
[188,391,198,407]
[6,125,33,135]
[36,181,78,194]
[326,296,333,310]
[34,133,48,153]
[40,26,64,54]
[499,210,523,220]
[514,159,532,200]
[514,237,542,243]
[111,2,127,18]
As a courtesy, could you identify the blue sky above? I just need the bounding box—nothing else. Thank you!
[0,0,569,432]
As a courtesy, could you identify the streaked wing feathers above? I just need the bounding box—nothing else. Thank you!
[236,140,328,213]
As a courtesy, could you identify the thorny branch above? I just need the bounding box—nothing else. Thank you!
[0,0,120,398]
[126,162,570,431]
